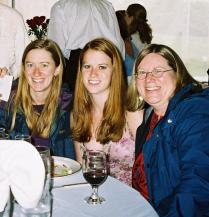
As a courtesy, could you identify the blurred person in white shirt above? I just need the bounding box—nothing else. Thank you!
[47,0,124,91]
[0,3,29,80]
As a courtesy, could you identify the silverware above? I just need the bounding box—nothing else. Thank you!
[53,182,88,189]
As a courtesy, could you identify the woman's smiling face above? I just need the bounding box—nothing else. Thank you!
[24,48,59,101]
[136,53,177,114]
[81,49,113,99]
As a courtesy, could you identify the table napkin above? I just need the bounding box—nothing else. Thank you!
[0,140,45,212]
[0,75,13,102]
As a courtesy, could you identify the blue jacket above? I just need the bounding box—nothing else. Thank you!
[141,84,209,217]
[0,88,75,159]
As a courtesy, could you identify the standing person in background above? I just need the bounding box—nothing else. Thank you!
[0,39,75,159]
[125,3,152,52]
[47,0,124,92]
[127,44,209,216]
[116,10,139,82]
[0,3,29,80]
[71,38,142,186]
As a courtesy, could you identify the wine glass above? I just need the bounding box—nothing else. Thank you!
[82,150,108,204]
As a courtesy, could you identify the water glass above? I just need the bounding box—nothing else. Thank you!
[18,146,52,217]
[14,135,31,143]
[1,191,12,217]
[0,128,9,140]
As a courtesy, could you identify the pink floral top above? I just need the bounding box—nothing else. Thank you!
[83,127,135,186]
[108,128,135,186]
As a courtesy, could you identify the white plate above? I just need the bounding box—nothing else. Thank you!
[52,156,81,178]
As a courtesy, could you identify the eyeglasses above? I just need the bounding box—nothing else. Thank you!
[135,68,173,80]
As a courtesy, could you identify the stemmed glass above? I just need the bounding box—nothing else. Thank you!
[82,150,108,205]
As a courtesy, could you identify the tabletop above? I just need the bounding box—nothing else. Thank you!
[51,171,159,217]
[3,170,159,217]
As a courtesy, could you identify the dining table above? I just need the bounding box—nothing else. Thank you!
[51,170,159,217]
[5,166,159,217]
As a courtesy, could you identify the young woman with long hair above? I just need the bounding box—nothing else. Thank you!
[1,39,75,158]
[71,38,142,186]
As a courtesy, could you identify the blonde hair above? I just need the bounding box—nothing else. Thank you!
[72,38,126,144]
[127,43,201,111]
[10,39,64,137]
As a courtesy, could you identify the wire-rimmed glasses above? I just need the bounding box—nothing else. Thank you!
[135,68,173,80]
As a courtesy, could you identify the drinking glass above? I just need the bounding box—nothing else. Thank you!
[82,150,108,204]
[1,191,12,217]
[0,128,9,140]
[0,127,5,137]
[14,135,31,143]
[18,146,52,217]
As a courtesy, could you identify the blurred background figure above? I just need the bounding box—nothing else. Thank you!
[116,10,139,82]
[47,0,124,92]
[125,3,152,52]
[0,3,29,80]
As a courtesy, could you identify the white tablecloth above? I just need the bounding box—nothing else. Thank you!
[3,170,159,217]
[52,171,159,217]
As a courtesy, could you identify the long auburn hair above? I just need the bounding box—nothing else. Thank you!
[127,3,152,44]
[72,38,126,144]
[127,43,201,111]
[10,39,64,137]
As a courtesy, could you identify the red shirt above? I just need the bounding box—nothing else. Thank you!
[132,113,161,200]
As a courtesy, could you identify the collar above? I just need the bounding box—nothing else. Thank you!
[165,84,194,115]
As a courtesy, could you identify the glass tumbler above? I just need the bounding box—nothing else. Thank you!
[18,146,52,217]
[0,128,9,140]
[1,191,12,217]
[14,135,31,143]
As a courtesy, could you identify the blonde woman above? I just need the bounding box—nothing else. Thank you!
[71,38,142,186]
[0,39,75,159]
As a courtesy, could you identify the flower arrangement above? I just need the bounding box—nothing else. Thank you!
[26,16,50,40]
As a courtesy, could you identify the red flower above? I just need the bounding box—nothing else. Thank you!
[42,23,48,30]
[26,19,36,30]
[33,16,46,26]
[26,16,50,39]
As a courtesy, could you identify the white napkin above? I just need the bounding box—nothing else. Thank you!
[0,140,45,212]
[0,75,13,102]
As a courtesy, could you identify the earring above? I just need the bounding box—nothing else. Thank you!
[139,96,143,102]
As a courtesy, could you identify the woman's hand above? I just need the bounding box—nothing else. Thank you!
[0,67,8,77]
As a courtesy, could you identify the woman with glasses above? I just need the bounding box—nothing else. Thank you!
[127,44,209,216]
